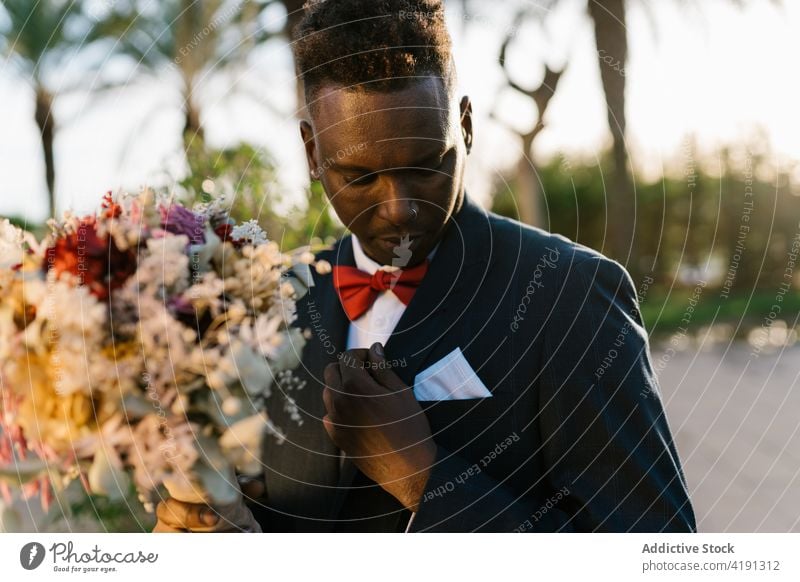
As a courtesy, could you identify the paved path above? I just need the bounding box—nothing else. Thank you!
[655,342,800,532]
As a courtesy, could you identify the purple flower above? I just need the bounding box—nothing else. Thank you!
[166,294,194,316]
[159,203,206,245]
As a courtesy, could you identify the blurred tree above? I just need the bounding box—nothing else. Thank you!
[493,143,800,314]
[94,0,336,247]
[586,0,634,266]
[273,0,306,113]
[492,9,565,228]
[93,0,252,150]
[0,0,98,218]
[92,0,305,150]
[481,0,634,262]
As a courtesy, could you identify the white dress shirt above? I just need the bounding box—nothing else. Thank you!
[345,236,409,350]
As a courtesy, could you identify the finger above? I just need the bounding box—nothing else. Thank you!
[367,342,409,393]
[238,475,266,500]
[156,498,220,530]
[323,362,342,391]
[322,385,337,416]
[338,349,379,395]
[340,348,369,368]
[322,414,337,441]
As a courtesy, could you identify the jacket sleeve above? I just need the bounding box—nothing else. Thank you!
[409,256,697,532]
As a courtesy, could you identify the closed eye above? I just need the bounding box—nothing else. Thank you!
[343,173,377,186]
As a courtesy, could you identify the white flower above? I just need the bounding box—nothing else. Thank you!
[221,242,284,311]
[219,412,281,475]
[241,315,303,371]
[222,397,242,416]
[189,227,221,273]
[207,340,274,396]
[267,327,304,372]
[315,260,332,275]
[297,250,315,265]
[233,341,274,396]
[186,272,225,316]
[0,219,24,267]
[129,414,198,492]
[193,196,231,219]
[138,235,191,294]
[0,220,25,292]
[231,220,268,246]
[87,446,130,501]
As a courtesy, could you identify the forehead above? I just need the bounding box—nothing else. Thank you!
[308,79,455,164]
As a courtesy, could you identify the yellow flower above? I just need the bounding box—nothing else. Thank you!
[6,351,107,457]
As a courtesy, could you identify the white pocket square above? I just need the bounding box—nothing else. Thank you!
[413,347,492,401]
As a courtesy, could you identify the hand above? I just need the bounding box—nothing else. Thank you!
[153,477,263,533]
[323,343,436,511]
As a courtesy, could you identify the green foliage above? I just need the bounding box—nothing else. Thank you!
[67,483,155,532]
[179,141,343,250]
[492,148,800,332]
[640,290,800,338]
[0,0,82,79]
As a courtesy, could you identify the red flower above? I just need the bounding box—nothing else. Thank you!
[44,218,136,301]
[214,223,234,242]
[214,223,244,248]
[101,192,123,219]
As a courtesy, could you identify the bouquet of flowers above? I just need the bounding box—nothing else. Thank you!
[0,192,323,513]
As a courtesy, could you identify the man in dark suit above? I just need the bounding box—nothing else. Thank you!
[155,0,695,533]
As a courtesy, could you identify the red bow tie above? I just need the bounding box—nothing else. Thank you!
[332,260,429,321]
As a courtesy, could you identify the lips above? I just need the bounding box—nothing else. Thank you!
[375,233,424,250]
[376,232,425,244]
[371,234,424,258]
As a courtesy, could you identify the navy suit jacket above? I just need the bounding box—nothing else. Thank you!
[249,195,697,532]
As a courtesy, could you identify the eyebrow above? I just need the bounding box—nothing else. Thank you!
[330,147,449,174]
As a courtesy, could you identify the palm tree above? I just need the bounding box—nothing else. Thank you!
[586,0,633,264]
[95,0,232,149]
[276,0,308,113]
[492,0,777,267]
[96,0,305,151]
[0,0,90,218]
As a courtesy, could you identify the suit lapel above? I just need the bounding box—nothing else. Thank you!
[309,237,367,521]
[383,195,492,386]
[324,198,493,530]
[316,235,353,358]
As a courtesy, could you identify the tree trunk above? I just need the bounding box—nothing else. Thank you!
[588,0,635,266]
[183,97,204,148]
[34,86,56,218]
[516,134,543,228]
[280,0,308,117]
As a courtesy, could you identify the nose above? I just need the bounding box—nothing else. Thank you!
[376,179,416,226]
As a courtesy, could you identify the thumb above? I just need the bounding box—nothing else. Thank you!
[367,342,407,392]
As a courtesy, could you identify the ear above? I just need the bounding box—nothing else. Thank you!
[459,96,473,155]
[300,120,321,180]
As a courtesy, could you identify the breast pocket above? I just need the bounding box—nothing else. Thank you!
[421,390,519,459]
[413,347,493,401]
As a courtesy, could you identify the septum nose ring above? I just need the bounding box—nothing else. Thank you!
[409,206,419,222]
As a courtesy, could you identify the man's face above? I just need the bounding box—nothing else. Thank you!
[301,78,473,266]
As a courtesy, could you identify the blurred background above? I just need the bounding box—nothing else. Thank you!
[1,0,798,532]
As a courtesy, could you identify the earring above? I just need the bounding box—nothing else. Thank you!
[408,201,420,222]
